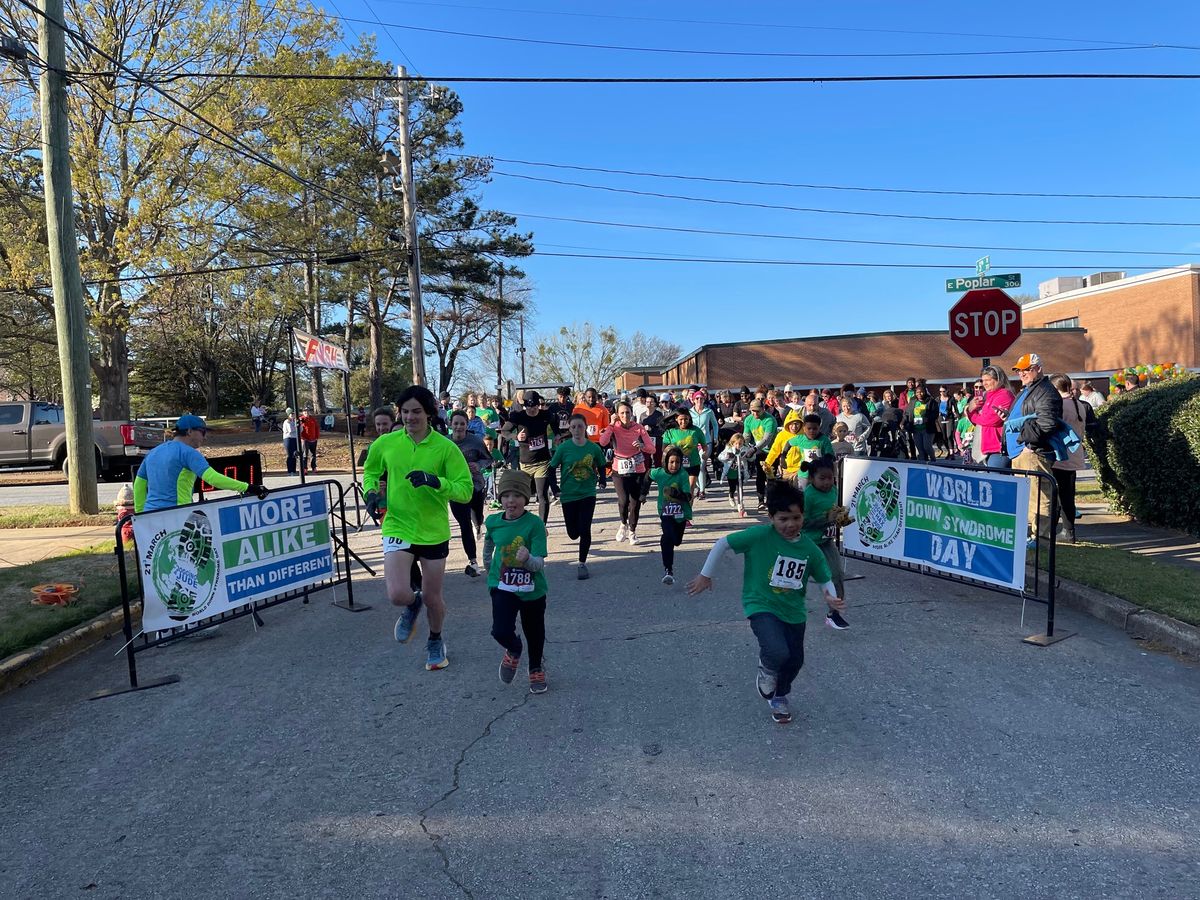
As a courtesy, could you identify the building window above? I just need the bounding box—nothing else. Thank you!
[1045,317,1079,329]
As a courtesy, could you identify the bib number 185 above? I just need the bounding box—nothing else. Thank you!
[768,554,807,590]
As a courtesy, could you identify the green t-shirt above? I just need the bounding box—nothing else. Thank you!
[786,433,835,467]
[484,510,548,601]
[548,439,607,503]
[802,484,838,544]
[661,426,707,466]
[743,413,778,448]
[725,524,832,624]
[650,467,693,520]
[478,407,500,426]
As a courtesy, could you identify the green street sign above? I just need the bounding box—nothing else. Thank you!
[946,273,1021,293]
[976,255,990,275]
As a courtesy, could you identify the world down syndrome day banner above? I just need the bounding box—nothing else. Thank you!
[841,459,1031,591]
[133,485,335,633]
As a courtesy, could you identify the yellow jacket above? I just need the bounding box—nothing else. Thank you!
[764,410,806,477]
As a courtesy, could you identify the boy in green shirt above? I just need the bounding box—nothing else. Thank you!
[743,399,779,511]
[482,469,551,694]
[688,480,845,724]
[649,445,693,585]
[787,414,836,487]
[548,413,608,580]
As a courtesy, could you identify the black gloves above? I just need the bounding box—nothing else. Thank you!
[249,483,270,500]
[407,470,441,490]
[365,490,382,522]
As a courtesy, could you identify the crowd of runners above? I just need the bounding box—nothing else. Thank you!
[359,361,1094,724]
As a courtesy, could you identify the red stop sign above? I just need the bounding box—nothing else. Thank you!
[948,288,1022,358]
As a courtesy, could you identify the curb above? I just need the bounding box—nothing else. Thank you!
[0,602,139,696]
[1051,575,1200,658]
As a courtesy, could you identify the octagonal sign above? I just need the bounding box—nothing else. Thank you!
[948,288,1022,358]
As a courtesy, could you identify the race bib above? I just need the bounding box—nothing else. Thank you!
[382,537,412,554]
[586,424,598,436]
[558,414,570,430]
[614,456,637,475]
[769,554,807,590]
[498,566,534,593]
[527,436,546,451]
[663,502,683,518]
[822,523,837,541]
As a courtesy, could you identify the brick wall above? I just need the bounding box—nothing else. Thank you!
[1022,271,1199,370]
[683,330,1088,390]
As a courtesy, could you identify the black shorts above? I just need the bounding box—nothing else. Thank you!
[685,464,701,477]
[382,537,450,560]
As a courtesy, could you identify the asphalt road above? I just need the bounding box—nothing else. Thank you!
[1,492,1197,899]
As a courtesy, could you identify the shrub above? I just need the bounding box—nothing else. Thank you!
[1086,375,1200,535]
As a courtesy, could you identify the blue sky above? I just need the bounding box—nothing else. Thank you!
[334,0,1200,351]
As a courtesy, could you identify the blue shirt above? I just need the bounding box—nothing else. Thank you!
[137,441,213,511]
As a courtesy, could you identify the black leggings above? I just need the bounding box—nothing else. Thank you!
[660,515,687,573]
[450,489,485,561]
[491,590,547,669]
[560,496,596,563]
[613,473,644,530]
[1053,468,1077,524]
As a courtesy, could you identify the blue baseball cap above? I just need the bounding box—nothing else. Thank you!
[174,414,207,433]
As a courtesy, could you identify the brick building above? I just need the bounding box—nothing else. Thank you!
[1023,265,1199,371]
[648,328,1087,391]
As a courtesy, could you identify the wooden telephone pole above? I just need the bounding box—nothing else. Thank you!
[397,65,427,387]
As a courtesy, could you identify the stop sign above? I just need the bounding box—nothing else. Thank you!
[948,288,1022,358]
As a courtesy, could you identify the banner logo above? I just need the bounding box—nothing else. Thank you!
[850,465,904,549]
[146,510,220,621]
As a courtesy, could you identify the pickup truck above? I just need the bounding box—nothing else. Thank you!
[0,401,164,481]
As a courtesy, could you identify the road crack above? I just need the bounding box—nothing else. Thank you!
[417,693,532,898]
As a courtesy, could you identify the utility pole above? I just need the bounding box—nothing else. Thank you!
[397,65,427,387]
[495,268,504,399]
[519,314,527,383]
[38,0,98,512]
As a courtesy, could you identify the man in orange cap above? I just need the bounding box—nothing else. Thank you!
[1005,353,1063,542]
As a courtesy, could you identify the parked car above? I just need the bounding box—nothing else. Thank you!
[0,401,164,481]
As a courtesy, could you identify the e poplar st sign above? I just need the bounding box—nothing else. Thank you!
[948,288,1022,359]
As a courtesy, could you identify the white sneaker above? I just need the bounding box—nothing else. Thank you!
[615,523,628,542]
[662,571,675,585]
[728,497,737,509]
[628,529,638,546]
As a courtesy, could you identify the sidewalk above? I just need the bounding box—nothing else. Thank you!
[1073,502,1200,572]
[0,526,112,568]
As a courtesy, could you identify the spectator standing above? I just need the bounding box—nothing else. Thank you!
[1051,374,1087,544]
[250,401,265,433]
[1078,380,1106,411]
[802,391,835,437]
[281,409,300,475]
[356,406,367,436]
[835,391,871,454]
[967,365,1016,469]
[1005,353,1065,543]
[299,408,320,473]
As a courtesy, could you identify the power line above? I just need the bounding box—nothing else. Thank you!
[494,171,1200,227]
[361,1,1178,49]
[510,212,1200,257]
[529,251,1162,271]
[461,153,1200,202]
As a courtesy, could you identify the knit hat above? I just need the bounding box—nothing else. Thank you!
[497,469,533,500]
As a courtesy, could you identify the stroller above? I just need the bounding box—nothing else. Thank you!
[867,420,903,459]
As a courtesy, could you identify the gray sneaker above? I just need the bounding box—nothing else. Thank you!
[425,637,449,671]
[577,563,590,580]
[393,592,424,643]
[756,663,777,700]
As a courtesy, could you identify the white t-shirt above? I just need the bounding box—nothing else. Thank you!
[282,418,298,439]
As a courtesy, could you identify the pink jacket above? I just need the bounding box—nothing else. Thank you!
[599,421,656,474]
[967,388,1015,455]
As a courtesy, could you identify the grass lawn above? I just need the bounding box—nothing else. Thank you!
[0,505,113,529]
[0,544,126,658]
[1046,542,1200,627]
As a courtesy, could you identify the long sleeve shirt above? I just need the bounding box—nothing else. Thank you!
[362,428,473,544]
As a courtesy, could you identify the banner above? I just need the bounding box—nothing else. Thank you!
[134,485,335,632]
[841,459,1031,591]
[293,328,349,372]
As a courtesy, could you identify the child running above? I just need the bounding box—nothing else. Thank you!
[799,455,854,630]
[687,481,846,724]
[482,470,551,694]
[549,413,608,579]
[660,409,709,516]
[717,432,751,512]
[786,414,835,488]
[650,445,694,585]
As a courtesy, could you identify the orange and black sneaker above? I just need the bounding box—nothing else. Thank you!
[499,651,521,684]
[529,667,548,695]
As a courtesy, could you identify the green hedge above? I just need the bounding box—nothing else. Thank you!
[1086,375,1200,535]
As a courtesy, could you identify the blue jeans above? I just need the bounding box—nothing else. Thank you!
[283,437,299,474]
[748,613,806,698]
[985,453,1011,469]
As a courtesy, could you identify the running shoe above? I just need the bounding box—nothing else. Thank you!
[549,494,560,506]
[825,609,850,630]
[756,664,777,700]
[393,592,424,643]
[615,523,628,542]
[757,500,767,512]
[628,529,638,546]
[697,490,706,501]
[464,562,481,578]
[769,696,792,724]
[529,667,548,694]
[728,497,737,509]
[662,570,675,586]
[499,650,521,684]
[577,563,590,580]
[425,638,449,670]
